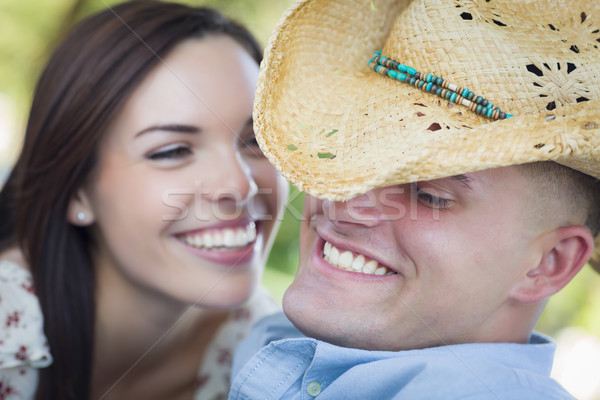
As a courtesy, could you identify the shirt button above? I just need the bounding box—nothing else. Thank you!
[307,381,322,397]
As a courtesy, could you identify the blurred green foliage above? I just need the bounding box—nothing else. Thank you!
[263,186,303,301]
[0,0,295,145]
[1,0,599,340]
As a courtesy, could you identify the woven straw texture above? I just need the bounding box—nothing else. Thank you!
[254,0,600,271]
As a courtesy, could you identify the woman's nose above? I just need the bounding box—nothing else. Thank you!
[202,151,257,205]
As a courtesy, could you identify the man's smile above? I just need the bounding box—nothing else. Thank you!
[322,240,397,276]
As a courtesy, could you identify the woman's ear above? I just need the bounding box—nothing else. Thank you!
[510,225,595,303]
[67,189,95,226]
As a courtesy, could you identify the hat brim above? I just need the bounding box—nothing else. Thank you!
[255,0,600,200]
[254,0,600,271]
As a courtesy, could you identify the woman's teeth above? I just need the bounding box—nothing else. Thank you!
[322,241,396,275]
[179,222,256,249]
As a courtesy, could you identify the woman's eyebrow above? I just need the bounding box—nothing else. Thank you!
[134,124,200,137]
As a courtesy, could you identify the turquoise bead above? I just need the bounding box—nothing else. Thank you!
[368,50,515,121]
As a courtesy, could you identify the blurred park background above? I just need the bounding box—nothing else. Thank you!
[0,1,599,398]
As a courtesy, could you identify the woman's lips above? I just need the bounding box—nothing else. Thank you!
[176,221,256,249]
[174,220,259,266]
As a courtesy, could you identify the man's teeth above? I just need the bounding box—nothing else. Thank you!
[180,222,256,249]
[322,241,396,275]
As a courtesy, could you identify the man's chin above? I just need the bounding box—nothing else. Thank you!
[282,285,369,350]
[282,284,334,340]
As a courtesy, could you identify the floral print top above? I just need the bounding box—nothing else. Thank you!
[193,291,279,400]
[0,259,278,399]
[0,260,52,400]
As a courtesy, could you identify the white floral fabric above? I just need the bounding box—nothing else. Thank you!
[0,260,52,400]
[194,291,279,400]
[0,258,278,400]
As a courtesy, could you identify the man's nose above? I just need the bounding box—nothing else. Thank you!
[322,190,383,229]
[202,152,257,205]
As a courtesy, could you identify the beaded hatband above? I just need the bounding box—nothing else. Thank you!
[368,51,513,121]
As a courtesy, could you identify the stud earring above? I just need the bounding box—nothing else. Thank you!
[76,212,86,222]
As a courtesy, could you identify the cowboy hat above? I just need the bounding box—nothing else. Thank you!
[253,0,600,269]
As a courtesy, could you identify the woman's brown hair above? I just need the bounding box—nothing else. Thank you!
[0,2,261,398]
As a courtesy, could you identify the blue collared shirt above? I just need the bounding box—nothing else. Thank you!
[230,313,574,400]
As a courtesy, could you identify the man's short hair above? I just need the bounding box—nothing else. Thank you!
[517,162,600,236]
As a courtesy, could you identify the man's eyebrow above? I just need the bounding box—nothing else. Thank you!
[451,174,474,190]
[134,124,200,137]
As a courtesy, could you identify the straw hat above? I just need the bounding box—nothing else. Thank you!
[254,0,600,271]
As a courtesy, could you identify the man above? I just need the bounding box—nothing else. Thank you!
[230,0,600,398]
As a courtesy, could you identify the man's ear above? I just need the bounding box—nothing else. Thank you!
[67,188,95,226]
[510,225,594,303]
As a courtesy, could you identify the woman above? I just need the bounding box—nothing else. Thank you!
[0,2,287,399]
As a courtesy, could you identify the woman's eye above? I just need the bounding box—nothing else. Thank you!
[243,135,259,148]
[147,144,192,160]
[240,133,265,158]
